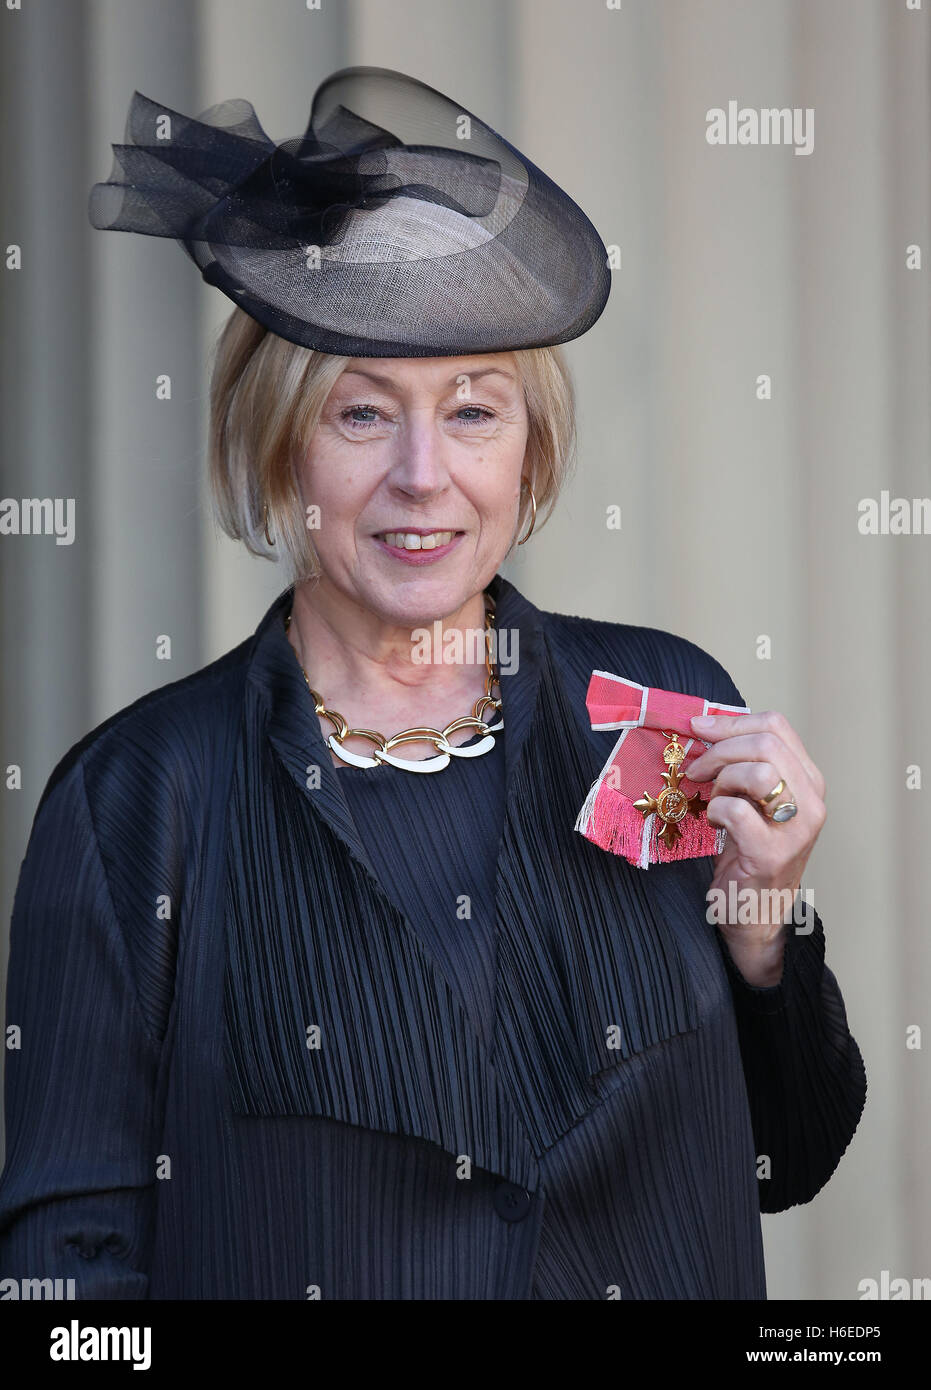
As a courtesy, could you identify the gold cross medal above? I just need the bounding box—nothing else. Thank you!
[633,730,707,848]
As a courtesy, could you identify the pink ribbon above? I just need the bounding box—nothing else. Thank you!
[574,671,751,869]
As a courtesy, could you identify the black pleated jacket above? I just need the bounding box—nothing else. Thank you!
[0,572,866,1298]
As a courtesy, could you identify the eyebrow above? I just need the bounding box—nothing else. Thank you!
[339,366,516,391]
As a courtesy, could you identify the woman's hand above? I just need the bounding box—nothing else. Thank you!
[683,710,827,986]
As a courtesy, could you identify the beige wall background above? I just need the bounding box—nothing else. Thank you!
[1,0,928,1300]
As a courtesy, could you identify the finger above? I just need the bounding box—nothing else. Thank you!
[702,793,774,848]
[703,759,824,832]
[702,794,808,876]
[684,729,817,802]
[691,710,825,798]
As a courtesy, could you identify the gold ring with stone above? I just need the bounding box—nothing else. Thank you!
[756,778,797,823]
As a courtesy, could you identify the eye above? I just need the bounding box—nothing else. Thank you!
[340,404,384,430]
[454,406,496,425]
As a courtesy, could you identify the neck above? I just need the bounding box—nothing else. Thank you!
[286,577,493,729]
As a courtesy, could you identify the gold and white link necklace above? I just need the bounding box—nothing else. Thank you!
[284,595,504,773]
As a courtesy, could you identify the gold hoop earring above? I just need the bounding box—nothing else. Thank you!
[263,501,275,547]
[517,481,537,545]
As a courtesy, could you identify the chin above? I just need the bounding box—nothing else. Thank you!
[365,569,487,626]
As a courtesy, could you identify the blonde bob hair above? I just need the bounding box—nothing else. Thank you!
[208,307,577,586]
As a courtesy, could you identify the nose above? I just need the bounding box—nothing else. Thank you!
[387,411,451,501]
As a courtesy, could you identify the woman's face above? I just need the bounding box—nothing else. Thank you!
[296,353,530,624]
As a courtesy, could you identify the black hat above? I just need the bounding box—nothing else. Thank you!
[88,66,612,358]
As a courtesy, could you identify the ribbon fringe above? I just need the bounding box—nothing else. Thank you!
[575,777,726,870]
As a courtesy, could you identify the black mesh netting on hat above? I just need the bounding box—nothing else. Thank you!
[88,66,612,358]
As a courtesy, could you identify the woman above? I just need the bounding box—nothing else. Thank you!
[0,69,865,1299]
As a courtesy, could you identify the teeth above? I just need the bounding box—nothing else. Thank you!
[381,530,454,550]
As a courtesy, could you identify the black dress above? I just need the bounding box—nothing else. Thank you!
[335,730,505,1054]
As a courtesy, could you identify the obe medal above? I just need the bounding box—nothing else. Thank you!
[633,730,707,848]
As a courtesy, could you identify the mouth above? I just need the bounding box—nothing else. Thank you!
[374,528,460,551]
[372,528,465,564]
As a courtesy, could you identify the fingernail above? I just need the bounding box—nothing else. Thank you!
[691,715,716,728]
